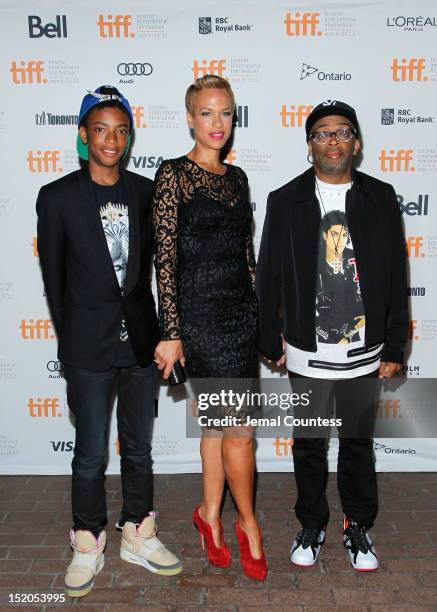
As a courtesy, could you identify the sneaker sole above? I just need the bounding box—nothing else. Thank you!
[65,556,104,598]
[290,559,318,568]
[120,549,183,576]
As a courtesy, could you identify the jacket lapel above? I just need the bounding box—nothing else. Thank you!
[122,170,140,295]
[77,168,121,294]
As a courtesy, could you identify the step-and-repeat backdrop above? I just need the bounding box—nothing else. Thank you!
[1,0,436,474]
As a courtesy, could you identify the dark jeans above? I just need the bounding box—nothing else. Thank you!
[64,363,157,534]
[289,369,379,530]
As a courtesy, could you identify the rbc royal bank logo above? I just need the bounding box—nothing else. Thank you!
[199,17,212,34]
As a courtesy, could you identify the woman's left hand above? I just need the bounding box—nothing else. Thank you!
[154,339,185,380]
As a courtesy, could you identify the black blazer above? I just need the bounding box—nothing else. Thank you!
[256,167,408,364]
[36,167,159,370]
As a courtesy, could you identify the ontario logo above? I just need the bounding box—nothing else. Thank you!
[300,62,351,81]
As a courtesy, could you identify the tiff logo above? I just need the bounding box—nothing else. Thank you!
[391,58,427,81]
[20,319,54,339]
[28,397,61,417]
[27,150,62,173]
[274,437,294,456]
[379,149,415,172]
[28,15,67,38]
[406,236,425,258]
[376,399,401,419]
[409,320,419,340]
[131,106,148,129]
[284,12,321,36]
[10,60,46,84]
[223,149,236,164]
[192,59,226,80]
[97,14,134,38]
[280,104,314,127]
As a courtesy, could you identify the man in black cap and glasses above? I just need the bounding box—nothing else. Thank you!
[256,100,408,571]
[36,85,182,597]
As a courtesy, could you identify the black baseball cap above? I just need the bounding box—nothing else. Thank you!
[305,100,359,142]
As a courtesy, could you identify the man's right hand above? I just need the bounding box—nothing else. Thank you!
[154,339,185,380]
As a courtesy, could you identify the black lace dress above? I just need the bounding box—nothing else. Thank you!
[152,156,258,381]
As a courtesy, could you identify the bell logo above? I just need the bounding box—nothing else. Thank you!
[406,236,425,258]
[20,319,54,339]
[376,399,401,419]
[28,397,61,417]
[27,150,62,173]
[379,149,415,172]
[284,12,322,36]
[391,58,427,81]
[409,320,419,340]
[280,104,314,127]
[10,60,47,84]
[274,437,294,456]
[224,149,236,164]
[28,15,67,38]
[192,59,226,80]
[97,14,134,38]
[131,106,148,129]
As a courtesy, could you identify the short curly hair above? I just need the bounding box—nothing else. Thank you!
[185,75,235,114]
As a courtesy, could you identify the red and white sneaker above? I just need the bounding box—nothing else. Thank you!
[343,518,378,572]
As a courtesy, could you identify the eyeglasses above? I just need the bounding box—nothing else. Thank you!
[309,127,357,145]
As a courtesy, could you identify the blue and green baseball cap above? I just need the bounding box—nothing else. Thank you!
[76,85,134,160]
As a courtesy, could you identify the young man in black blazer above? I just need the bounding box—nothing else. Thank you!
[37,86,182,597]
[256,100,408,572]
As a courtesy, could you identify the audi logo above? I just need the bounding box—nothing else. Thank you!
[47,360,64,373]
[117,63,153,76]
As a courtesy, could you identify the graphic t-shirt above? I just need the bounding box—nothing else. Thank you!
[93,180,137,367]
[286,179,382,379]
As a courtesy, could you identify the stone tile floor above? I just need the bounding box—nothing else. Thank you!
[0,473,436,611]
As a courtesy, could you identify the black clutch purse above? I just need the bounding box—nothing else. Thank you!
[168,360,187,386]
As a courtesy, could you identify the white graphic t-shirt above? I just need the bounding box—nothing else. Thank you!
[286,179,382,379]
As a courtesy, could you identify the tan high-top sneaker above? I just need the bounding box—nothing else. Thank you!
[65,530,106,597]
[120,512,182,575]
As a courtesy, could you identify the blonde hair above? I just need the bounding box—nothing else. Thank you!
[185,75,235,114]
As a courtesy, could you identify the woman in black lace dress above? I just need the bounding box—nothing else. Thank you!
[152,75,266,580]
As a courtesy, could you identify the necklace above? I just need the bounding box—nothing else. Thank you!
[315,178,348,274]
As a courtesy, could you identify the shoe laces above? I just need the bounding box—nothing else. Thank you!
[345,521,370,554]
[296,527,322,549]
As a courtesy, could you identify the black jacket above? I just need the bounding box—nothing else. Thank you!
[255,167,408,364]
[36,167,159,370]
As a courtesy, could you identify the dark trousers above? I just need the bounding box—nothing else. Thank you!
[64,363,157,534]
[289,370,379,530]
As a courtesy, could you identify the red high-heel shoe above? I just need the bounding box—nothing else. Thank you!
[192,506,231,568]
[234,521,267,581]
